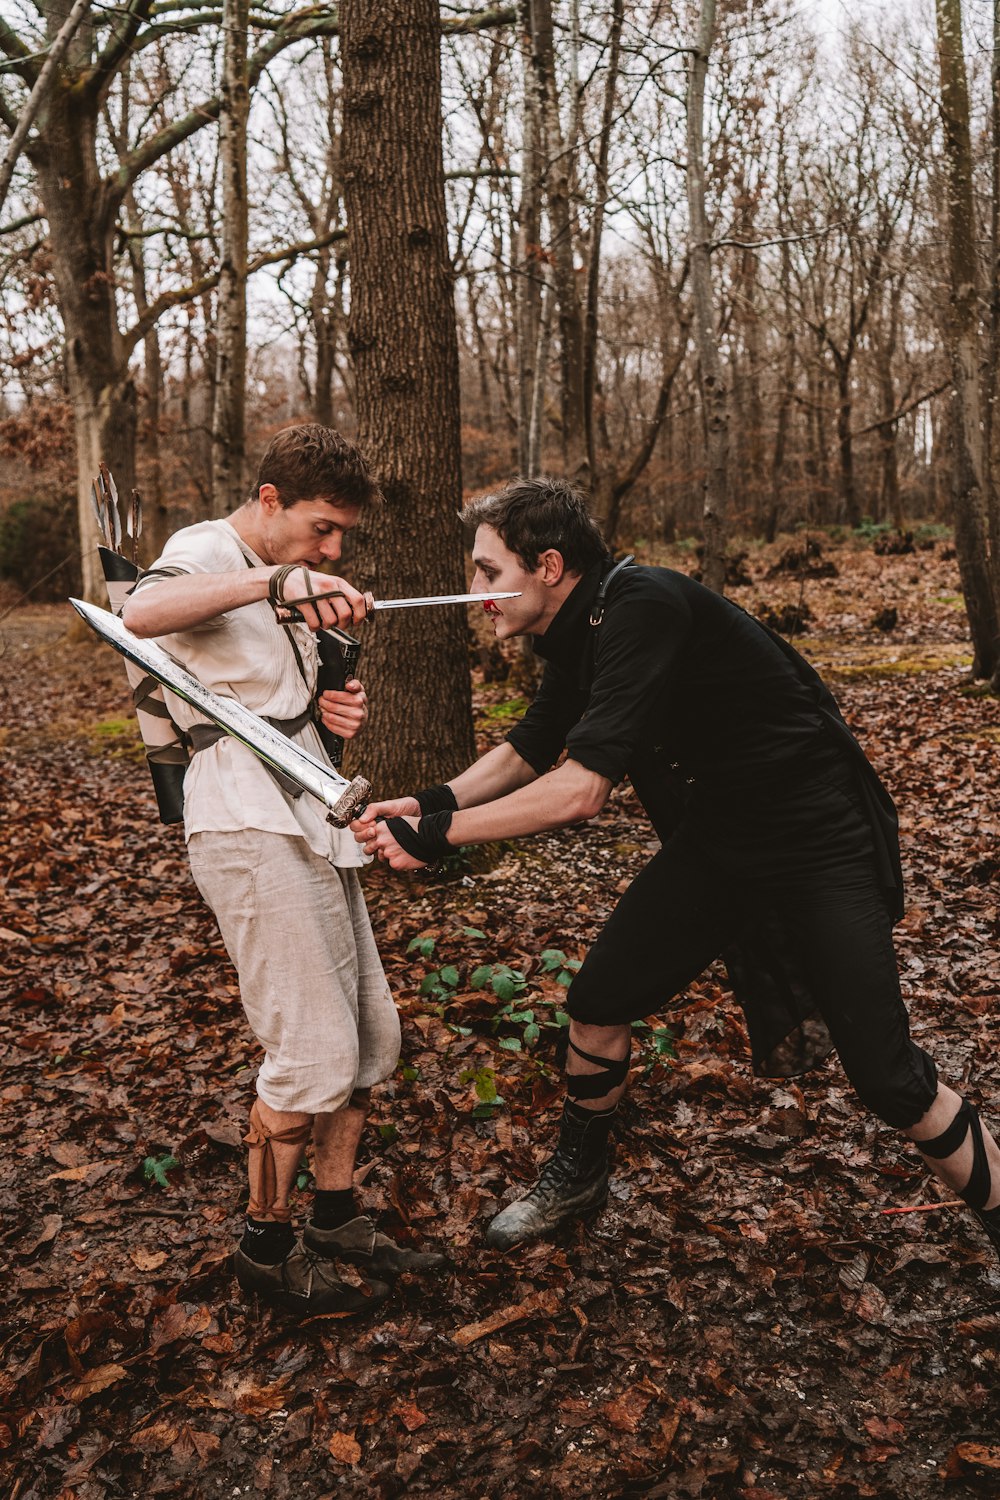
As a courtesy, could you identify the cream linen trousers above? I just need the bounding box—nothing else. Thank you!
[187,829,401,1113]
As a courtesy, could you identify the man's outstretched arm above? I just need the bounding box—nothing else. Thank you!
[354,756,613,870]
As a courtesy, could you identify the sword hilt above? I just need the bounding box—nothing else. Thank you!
[327,775,372,829]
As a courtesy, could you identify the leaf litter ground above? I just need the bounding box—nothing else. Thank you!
[1,534,998,1499]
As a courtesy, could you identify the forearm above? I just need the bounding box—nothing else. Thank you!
[123,570,276,637]
[447,758,612,843]
[448,741,539,808]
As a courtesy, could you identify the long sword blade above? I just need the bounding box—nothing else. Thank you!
[69,599,371,827]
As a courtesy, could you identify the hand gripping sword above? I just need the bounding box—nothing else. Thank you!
[71,600,372,827]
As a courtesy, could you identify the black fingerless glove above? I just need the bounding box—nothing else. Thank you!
[385,810,454,864]
[414,783,459,815]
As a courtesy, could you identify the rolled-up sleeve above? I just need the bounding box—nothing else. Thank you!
[506,661,589,775]
[563,586,691,784]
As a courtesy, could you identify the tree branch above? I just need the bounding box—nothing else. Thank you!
[122,225,347,358]
[0,19,40,87]
[0,0,93,214]
[91,0,155,89]
[852,379,951,437]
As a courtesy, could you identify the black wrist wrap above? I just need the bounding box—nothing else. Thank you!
[385,810,454,864]
[414,783,459,816]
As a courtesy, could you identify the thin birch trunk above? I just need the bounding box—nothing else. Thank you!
[686,0,729,594]
[211,0,249,516]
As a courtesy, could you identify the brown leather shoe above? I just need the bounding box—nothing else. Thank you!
[303,1215,447,1278]
[234,1241,389,1315]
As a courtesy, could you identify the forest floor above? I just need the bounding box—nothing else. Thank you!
[1,527,999,1500]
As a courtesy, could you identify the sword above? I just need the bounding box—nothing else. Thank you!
[70,599,372,828]
[275,588,519,623]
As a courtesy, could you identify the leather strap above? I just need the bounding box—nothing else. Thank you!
[916,1099,993,1210]
[243,1101,312,1222]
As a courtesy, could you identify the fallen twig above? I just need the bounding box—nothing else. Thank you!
[880,1200,963,1216]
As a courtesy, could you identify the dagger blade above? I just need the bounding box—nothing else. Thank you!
[372,591,520,611]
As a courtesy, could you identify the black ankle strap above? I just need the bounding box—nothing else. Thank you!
[916,1100,992,1210]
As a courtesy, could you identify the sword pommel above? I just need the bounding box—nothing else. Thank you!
[327,774,372,829]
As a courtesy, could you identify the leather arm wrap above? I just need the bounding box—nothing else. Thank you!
[385,809,454,864]
[414,783,459,815]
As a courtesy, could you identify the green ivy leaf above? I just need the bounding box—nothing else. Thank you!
[420,971,445,996]
[439,965,460,988]
[498,1035,522,1052]
[523,1022,540,1045]
[556,970,575,987]
[462,926,487,939]
[470,965,492,989]
[407,936,436,959]
[539,948,566,972]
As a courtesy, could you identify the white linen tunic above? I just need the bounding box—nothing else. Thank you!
[137,518,365,869]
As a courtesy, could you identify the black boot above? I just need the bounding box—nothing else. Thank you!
[485,1101,614,1250]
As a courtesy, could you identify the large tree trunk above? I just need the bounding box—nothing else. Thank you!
[340,0,475,794]
[34,103,137,602]
[934,0,1000,676]
[211,0,249,516]
[686,0,729,594]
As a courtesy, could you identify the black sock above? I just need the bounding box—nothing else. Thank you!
[240,1216,295,1265]
[311,1188,359,1231]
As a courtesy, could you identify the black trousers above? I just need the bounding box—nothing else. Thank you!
[567,753,938,1129]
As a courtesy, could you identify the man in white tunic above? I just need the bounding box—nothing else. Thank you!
[124,424,444,1314]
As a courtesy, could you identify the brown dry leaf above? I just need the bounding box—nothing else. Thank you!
[132,1419,180,1453]
[234,1378,291,1416]
[329,1431,362,1464]
[954,1443,1000,1470]
[172,1425,222,1463]
[69,1362,129,1403]
[129,1247,168,1271]
[150,1302,213,1348]
[603,1384,653,1435]
[17,1214,62,1257]
[652,1409,682,1456]
[394,1401,428,1433]
[42,1163,113,1184]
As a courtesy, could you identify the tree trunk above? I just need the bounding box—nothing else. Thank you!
[934,0,999,676]
[515,0,544,475]
[835,358,860,529]
[211,0,249,516]
[528,0,588,487]
[686,0,729,594]
[340,0,475,793]
[33,103,137,602]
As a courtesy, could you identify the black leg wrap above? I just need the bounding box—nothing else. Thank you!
[916,1099,992,1210]
[564,1039,630,1101]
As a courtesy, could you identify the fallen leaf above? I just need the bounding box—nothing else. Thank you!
[395,1401,428,1433]
[329,1431,362,1464]
[69,1362,129,1403]
[603,1384,653,1434]
[129,1247,168,1271]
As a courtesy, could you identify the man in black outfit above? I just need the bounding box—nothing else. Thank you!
[352,478,1000,1257]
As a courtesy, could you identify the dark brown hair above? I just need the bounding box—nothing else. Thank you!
[251,424,381,509]
[463,477,608,573]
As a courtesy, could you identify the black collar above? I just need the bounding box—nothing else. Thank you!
[531,558,609,673]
